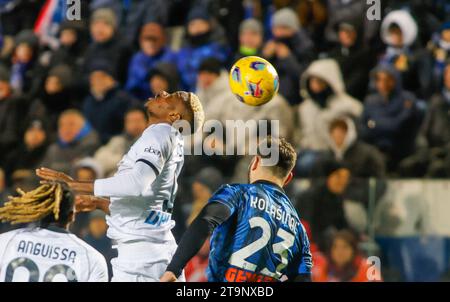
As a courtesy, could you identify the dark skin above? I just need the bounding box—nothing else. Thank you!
[36,91,192,213]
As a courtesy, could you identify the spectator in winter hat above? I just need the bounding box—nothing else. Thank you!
[296,59,362,151]
[83,60,137,144]
[83,8,132,85]
[326,21,375,101]
[28,64,76,133]
[361,64,423,170]
[262,8,315,105]
[125,22,177,100]
[233,18,264,60]
[10,30,40,96]
[48,20,88,71]
[176,6,229,91]
[378,10,429,98]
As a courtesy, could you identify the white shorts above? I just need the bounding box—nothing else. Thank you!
[110,237,185,282]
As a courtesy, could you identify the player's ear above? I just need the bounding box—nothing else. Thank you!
[251,156,260,171]
[168,112,181,123]
[283,171,293,186]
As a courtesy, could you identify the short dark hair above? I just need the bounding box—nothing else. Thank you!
[198,57,223,75]
[258,136,297,178]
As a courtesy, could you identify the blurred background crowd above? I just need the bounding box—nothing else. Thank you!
[1,0,450,282]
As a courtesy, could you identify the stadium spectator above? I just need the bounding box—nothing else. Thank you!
[313,230,381,282]
[361,64,422,170]
[323,0,379,47]
[296,59,362,151]
[40,109,100,174]
[46,20,87,72]
[326,21,374,101]
[296,159,350,251]
[378,10,429,98]
[3,119,49,184]
[82,8,132,85]
[283,0,327,50]
[233,18,264,60]
[262,7,314,105]
[177,6,229,91]
[187,167,224,225]
[426,21,450,94]
[185,238,210,282]
[83,61,137,144]
[28,64,76,133]
[325,117,385,178]
[94,107,148,176]
[9,30,41,97]
[0,64,26,166]
[399,62,450,177]
[147,62,180,96]
[125,22,177,100]
[70,157,105,238]
[82,210,115,281]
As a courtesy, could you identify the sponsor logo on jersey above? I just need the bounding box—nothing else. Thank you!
[224,266,277,282]
[144,146,162,157]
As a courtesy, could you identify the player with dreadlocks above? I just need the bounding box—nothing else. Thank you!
[0,183,108,282]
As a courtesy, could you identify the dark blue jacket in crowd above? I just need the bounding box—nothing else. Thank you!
[177,42,229,91]
[361,64,422,162]
[82,85,136,144]
[125,48,177,100]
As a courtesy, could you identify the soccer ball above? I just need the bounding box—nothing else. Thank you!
[229,56,279,106]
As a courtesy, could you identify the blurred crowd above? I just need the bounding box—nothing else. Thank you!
[1,0,450,281]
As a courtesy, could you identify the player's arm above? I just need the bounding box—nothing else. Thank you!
[161,201,232,281]
[37,160,158,197]
[75,195,111,215]
[287,224,313,282]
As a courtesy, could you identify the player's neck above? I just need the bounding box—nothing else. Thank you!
[251,177,285,190]
[148,119,171,128]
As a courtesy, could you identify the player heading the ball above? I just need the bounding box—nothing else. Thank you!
[36,91,204,282]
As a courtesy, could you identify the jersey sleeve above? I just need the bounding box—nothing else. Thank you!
[134,124,176,175]
[208,184,241,215]
[88,250,109,282]
[288,223,313,279]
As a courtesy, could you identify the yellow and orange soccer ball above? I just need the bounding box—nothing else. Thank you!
[229,56,279,106]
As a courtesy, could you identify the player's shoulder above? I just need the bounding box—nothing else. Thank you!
[141,123,181,145]
[144,123,179,138]
[65,233,107,263]
[215,183,249,194]
[0,228,26,241]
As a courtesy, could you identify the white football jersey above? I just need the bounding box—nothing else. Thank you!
[98,123,184,244]
[0,227,108,282]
